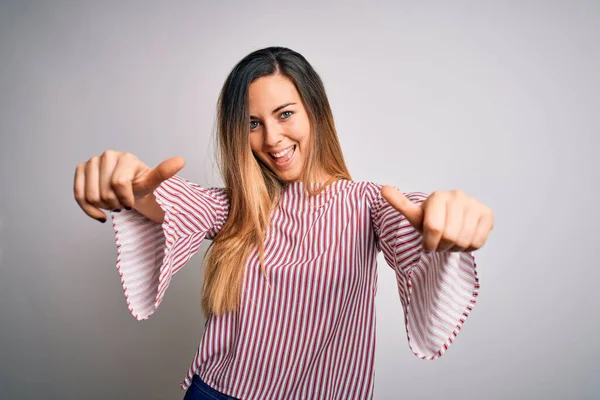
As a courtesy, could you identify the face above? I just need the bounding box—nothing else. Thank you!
[248,74,311,182]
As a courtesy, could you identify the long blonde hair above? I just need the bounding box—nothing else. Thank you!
[201,47,352,318]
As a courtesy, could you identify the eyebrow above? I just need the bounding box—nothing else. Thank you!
[250,102,296,119]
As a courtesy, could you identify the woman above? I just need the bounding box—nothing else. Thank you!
[73,46,493,399]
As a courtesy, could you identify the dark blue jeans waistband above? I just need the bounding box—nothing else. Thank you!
[183,374,239,400]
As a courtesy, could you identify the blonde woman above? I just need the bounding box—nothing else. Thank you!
[73,47,494,400]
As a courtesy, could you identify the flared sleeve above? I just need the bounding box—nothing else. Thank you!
[366,183,479,359]
[109,175,229,321]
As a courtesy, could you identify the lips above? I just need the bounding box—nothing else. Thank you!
[268,145,296,167]
[269,145,294,158]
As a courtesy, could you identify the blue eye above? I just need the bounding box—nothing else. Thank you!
[250,111,292,131]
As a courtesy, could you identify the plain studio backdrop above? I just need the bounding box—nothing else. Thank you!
[1,1,598,399]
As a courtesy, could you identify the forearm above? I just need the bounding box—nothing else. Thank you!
[134,193,165,224]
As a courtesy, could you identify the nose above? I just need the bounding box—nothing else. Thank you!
[263,119,283,148]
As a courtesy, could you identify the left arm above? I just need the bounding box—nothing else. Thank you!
[368,184,494,359]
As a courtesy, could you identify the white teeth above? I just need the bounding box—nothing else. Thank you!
[270,146,294,158]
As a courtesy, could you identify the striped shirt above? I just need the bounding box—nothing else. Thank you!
[110,176,479,399]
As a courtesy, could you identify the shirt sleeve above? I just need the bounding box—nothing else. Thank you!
[366,183,479,359]
[109,175,229,321]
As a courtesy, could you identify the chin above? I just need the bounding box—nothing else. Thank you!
[276,172,301,183]
[267,161,302,183]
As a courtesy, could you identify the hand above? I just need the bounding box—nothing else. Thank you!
[381,186,494,252]
[73,150,185,223]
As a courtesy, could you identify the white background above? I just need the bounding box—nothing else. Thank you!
[1,1,598,398]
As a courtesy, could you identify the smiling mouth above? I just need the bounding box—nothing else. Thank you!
[268,145,296,167]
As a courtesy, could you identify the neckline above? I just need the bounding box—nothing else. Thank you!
[283,178,347,192]
[280,179,351,209]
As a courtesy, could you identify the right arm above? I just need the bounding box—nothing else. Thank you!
[110,175,229,320]
[73,150,229,320]
[133,193,165,224]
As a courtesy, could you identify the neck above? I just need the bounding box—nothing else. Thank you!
[289,169,335,185]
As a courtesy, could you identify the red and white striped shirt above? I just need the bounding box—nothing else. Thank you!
[110,176,479,399]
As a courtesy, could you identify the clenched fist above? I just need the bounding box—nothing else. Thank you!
[381,186,494,253]
[73,150,185,223]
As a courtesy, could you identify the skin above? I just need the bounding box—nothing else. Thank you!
[74,151,183,224]
[248,74,314,183]
[382,186,494,253]
[74,73,494,253]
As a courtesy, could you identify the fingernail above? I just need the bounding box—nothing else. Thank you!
[98,218,106,223]
[124,206,132,211]
[112,209,121,212]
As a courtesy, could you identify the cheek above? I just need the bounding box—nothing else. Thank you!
[249,134,262,152]
[291,119,311,144]
[249,135,270,164]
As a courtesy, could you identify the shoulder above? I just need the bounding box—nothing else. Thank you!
[341,180,384,207]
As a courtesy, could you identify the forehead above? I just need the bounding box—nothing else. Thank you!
[248,74,300,109]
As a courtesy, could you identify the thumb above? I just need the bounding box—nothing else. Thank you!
[381,185,424,231]
[135,156,186,197]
